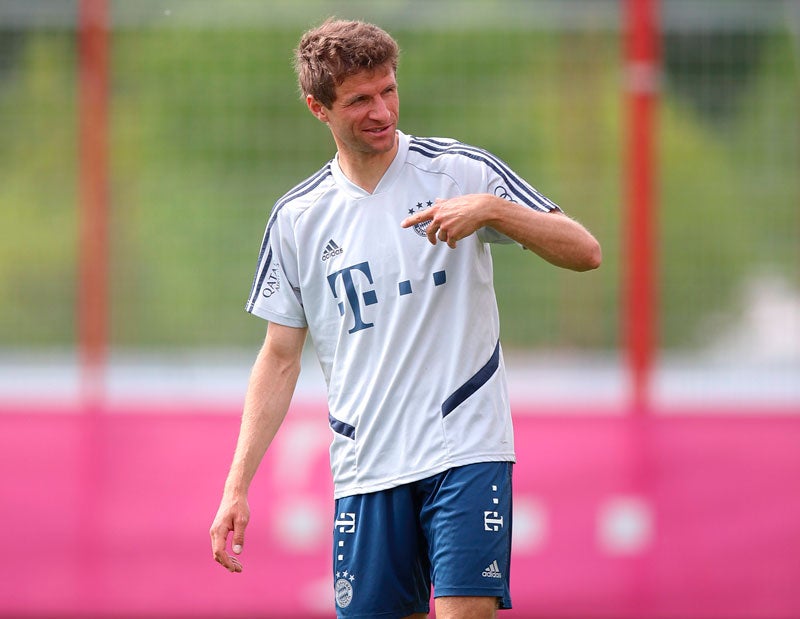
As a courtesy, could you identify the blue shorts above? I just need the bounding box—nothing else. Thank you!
[332,461,513,618]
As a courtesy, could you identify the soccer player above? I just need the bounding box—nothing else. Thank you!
[210,18,601,619]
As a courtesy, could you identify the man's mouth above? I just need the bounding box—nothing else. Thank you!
[364,125,391,135]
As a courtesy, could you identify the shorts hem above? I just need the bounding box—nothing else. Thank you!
[433,587,512,609]
[433,587,505,597]
[337,602,430,619]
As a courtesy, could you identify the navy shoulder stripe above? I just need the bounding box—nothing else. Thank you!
[408,137,558,212]
[273,162,334,212]
[246,163,333,310]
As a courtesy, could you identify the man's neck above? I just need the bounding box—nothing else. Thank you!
[337,137,398,194]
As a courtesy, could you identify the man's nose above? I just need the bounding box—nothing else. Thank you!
[368,95,391,120]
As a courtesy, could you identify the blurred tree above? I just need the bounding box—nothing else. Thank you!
[663,30,766,127]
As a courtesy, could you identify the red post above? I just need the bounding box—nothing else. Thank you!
[77,0,110,408]
[624,0,660,413]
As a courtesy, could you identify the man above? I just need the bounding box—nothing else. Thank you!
[210,18,601,619]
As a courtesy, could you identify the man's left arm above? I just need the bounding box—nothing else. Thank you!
[401,193,601,272]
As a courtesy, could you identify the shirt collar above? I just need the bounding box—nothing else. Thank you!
[331,131,409,197]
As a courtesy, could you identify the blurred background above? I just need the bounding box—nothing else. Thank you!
[1,0,798,617]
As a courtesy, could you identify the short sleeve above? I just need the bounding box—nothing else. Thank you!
[245,207,307,327]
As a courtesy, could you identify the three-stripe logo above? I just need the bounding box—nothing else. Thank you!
[482,560,502,578]
[322,239,343,261]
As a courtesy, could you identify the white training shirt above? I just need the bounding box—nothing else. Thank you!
[247,131,559,499]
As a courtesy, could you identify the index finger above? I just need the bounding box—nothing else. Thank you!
[210,521,237,571]
[400,207,433,228]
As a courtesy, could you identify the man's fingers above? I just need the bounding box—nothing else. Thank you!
[401,211,431,228]
[401,203,439,228]
[211,528,233,570]
[210,499,250,574]
[210,519,244,573]
[213,546,232,570]
[222,554,243,573]
[212,547,243,573]
[401,203,458,248]
[215,552,243,573]
[426,222,439,245]
[210,522,229,558]
[232,512,248,554]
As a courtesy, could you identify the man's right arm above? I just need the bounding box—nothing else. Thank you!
[209,322,307,572]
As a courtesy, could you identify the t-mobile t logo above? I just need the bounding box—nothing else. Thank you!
[327,261,378,334]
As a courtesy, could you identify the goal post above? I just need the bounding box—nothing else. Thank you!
[624,0,660,414]
[77,0,110,408]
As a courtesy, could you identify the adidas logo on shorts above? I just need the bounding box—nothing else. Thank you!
[482,560,502,579]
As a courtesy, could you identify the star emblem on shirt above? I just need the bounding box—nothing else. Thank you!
[409,199,435,215]
[406,199,436,237]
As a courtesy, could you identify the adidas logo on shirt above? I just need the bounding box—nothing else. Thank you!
[322,239,343,261]
[482,560,502,579]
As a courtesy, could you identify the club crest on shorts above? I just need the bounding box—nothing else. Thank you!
[406,199,434,237]
[335,576,354,608]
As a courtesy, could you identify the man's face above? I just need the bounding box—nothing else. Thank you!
[308,64,399,159]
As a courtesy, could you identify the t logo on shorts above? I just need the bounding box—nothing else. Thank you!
[335,512,357,533]
[484,511,504,531]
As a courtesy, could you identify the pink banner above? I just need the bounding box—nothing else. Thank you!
[1,403,799,618]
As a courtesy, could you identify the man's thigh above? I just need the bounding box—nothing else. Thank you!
[435,595,498,619]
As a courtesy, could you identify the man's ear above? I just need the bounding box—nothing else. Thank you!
[306,95,329,123]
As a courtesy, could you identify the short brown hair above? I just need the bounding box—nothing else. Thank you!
[294,18,399,108]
